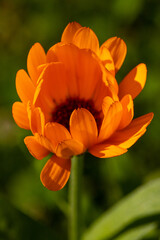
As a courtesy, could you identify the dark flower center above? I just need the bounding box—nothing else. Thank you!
[52,97,101,130]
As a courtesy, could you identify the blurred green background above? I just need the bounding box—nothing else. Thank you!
[0,0,160,239]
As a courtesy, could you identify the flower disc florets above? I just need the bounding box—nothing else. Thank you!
[52,97,101,130]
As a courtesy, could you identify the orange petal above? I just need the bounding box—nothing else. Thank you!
[102,37,127,73]
[40,155,71,191]
[34,62,69,112]
[72,27,99,54]
[12,102,29,129]
[119,63,147,100]
[70,108,98,149]
[32,79,54,124]
[61,22,82,43]
[27,43,46,85]
[33,78,50,111]
[28,107,45,135]
[47,47,80,98]
[45,122,71,151]
[36,63,48,82]
[24,136,50,160]
[102,67,119,95]
[56,139,85,159]
[46,46,59,63]
[33,133,53,153]
[89,143,127,158]
[119,94,134,129]
[16,70,35,104]
[102,96,114,115]
[52,44,110,109]
[99,101,122,141]
[110,112,154,148]
[99,45,115,75]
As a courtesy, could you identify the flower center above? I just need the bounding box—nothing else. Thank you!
[52,97,101,130]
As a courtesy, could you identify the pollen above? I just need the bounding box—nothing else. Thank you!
[52,97,101,130]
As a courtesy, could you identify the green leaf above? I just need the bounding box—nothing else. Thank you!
[114,223,157,240]
[82,178,160,240]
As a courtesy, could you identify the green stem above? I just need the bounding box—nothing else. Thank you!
[69,154,84,240]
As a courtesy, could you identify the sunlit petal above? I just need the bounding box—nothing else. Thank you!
[102,37,127,73]
[16,69,35,104]
[119,63,147,99]
[99,101,122,141]
[27,43,46,85]
[89,143,127,158]
[119,94,134,129]
[12,102,29,129]
[72,27,99,53]
[99,45,115,75]
[110,112,154,148]
[61,22,82,43]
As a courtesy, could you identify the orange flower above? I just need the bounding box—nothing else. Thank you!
[61,22,127,75]
[12,22,153,191]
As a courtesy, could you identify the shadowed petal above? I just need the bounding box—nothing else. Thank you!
[101,37,127,73]
[119,94,134,129]
[102,68,119,95]
[89,143,127,158]
[35,133,53,152]
[45,122,71,151]
[40,155,71,191]
[46,46,59,63]
[27,43,46,85]
[12,102,29,129]
[51,44,110,110]
[24,136,50,160]
[110,112,154,148]
[33,78,54,122]
[72,27,99,53]
[61,22,82,43]
[28,106,45,135]
[119,63,147,99]
[56,139,84,159]
[34,62,69,112]
[16,69,35,104]
[70,108,98,148]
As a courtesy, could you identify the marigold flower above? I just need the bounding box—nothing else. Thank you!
[12,22,153,191]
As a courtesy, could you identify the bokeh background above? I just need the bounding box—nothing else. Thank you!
[0,0,160,239]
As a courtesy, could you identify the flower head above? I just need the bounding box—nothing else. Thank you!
[12,22,153,191]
